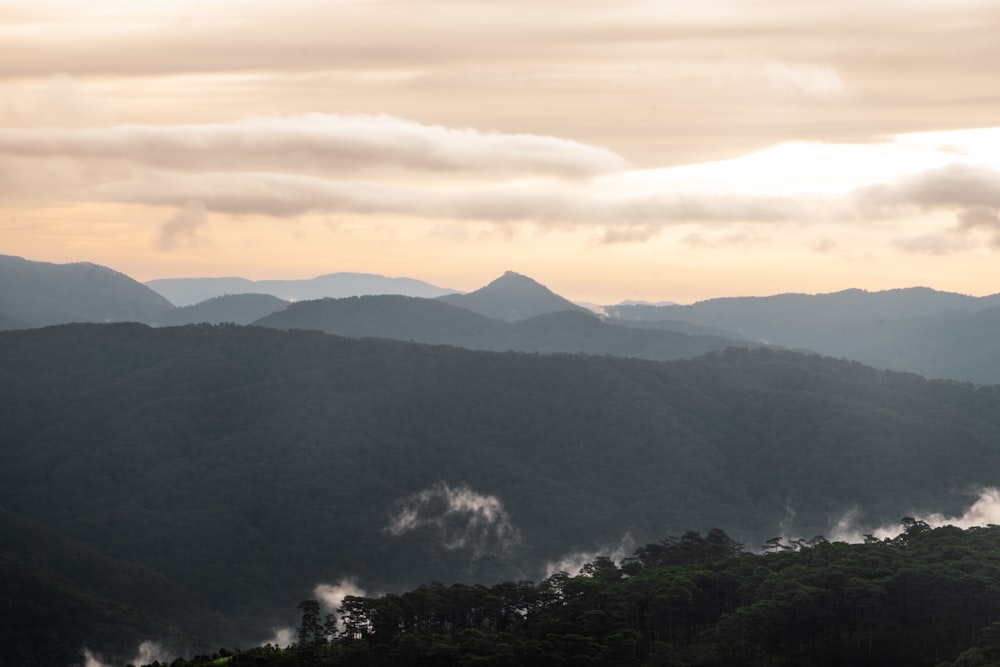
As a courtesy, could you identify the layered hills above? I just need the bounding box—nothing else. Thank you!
[146,272,458,306]
[254,295,748,361]
[3,322,1000,662]
[608,288,1000,382]
[5,254,1000,383]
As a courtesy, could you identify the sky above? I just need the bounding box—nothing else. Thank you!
[2,0,999,304]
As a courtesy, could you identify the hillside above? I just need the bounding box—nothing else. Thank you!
[255,295,748,360]
[3,323,1000,657]
[157,293,290,326]
[153,525,1000,667]
[0,255,174,328]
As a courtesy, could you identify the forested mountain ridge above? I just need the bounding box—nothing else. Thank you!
[253,294,751,360]
[3,323,1000,663]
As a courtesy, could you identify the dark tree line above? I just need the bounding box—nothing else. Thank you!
[148,523,1000,667]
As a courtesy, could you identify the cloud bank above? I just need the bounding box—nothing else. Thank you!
[0,113,628,178]
[4,115,998,238]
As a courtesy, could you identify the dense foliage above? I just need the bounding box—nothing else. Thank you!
[3,323,1000,659]
[144,525,1000,667]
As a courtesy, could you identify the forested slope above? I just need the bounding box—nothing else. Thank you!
[157,524,1000,667]
[2,323,1000,659]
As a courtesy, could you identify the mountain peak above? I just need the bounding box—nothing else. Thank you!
[438,272,584,322]
[484,271,550,291]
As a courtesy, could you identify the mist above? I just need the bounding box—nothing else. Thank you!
[829,487,1000,543]
[386,482,521,557]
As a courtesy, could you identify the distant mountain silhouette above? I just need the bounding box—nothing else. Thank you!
[438,271,586,321]
[157,293,289,326]
[255,295,506,347]
[605,287,1000,383]
[255,294,751,361]
[147,272,459,306]
[605,316,754,340]
[0,254,174,328]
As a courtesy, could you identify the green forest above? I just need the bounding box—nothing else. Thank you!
[139,523,1000,666]
[4,323,1000,665]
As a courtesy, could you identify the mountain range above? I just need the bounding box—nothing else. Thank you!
[3,253,1000,383]
[145,272,458,306]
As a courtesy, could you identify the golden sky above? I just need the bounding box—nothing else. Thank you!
[2,0,999,303]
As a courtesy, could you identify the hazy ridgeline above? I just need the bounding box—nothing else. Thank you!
[4,255,1000,384]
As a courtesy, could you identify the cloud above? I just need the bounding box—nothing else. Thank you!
[5,112,1000,251]
[761,61,848,100]
[854,163,1000,246]
[83,649,109,667]
[1,74,111,128]
[713,60,848,101]
[0,114,629,179]
[958,207,1000,247]
[315,578,367,612]
[858,163,1000,209]
[891,233,972,255]
[81,641,170,667]
[157,200,209,250]
[82,168,829,227]
[386,482,520,557]
[829,487,1000,543]
[543,532,634,578]
[261,627,295,649]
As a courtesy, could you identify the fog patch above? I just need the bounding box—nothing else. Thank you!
[829,487,1000,542]
[157,200,209,250]
[386,482,520,557]
[81,641,169,667]
[543,532,634,578]
[315,578,367,611]
[261,626,295,648]
[82,649,109,667]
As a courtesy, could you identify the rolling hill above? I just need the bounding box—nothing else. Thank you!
[0,255,174,328]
